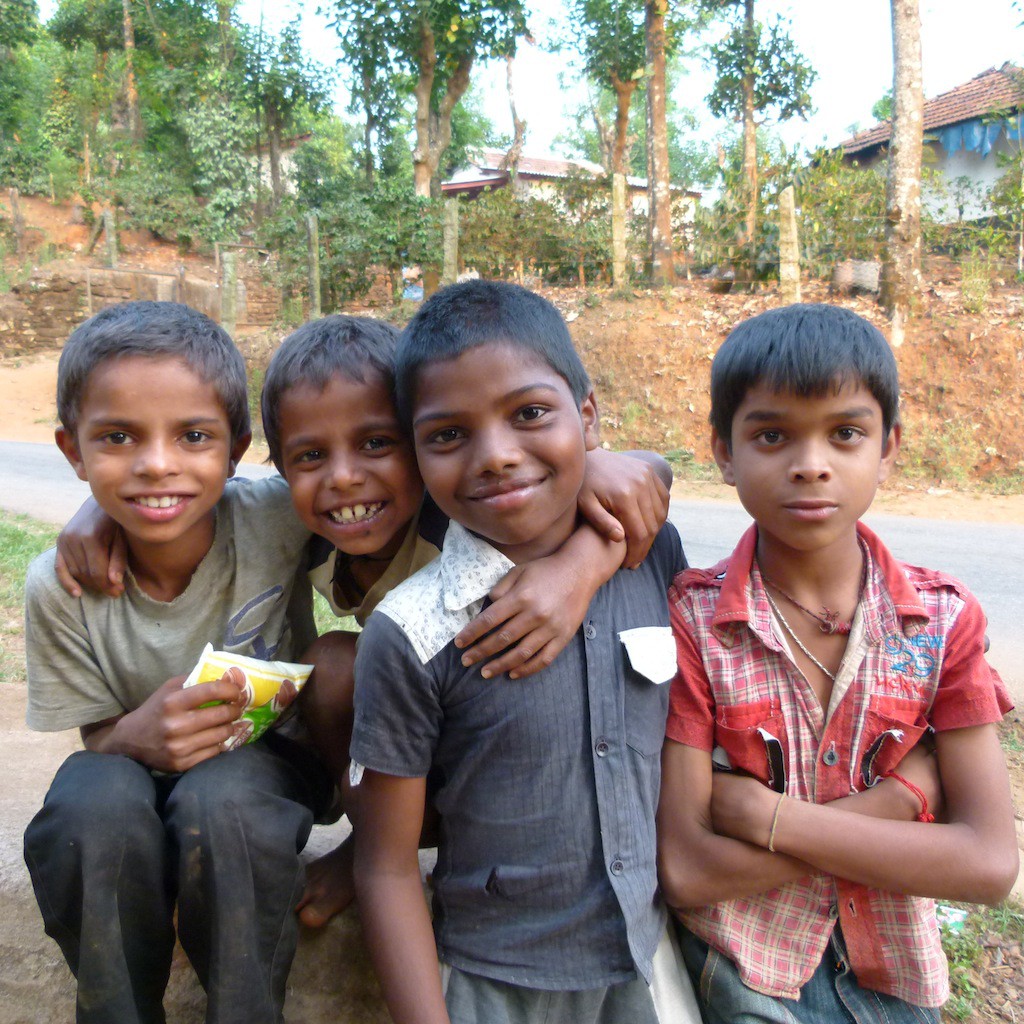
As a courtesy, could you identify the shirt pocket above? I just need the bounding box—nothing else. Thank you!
[858,695,930,788]
[714,699,789,792]
[620,626,674,757]
[444,863,563,909]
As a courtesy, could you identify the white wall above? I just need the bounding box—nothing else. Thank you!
[922,135,1020,221]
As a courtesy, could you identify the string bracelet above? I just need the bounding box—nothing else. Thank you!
[767,794,786,853]
[883,770,935,823]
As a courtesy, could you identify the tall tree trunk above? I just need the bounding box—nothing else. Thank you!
[739,0,757,275]
[216,1,235,69]
[412,22,439,198]
[500,54,527,195]
[362,67,375,184]
[590,100,615,173]
[880,0,923,347]
[121,0,142,141]
[609,72,636,176]
[267,108,283,210]
[645,0,675,286]
[610,72,637,291]
[412,21,473,199]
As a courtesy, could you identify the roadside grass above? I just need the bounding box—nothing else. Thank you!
[664,448,721,484]
[942,717,1024,1020]
[941,896,1024,1021]
[0,511,58,685]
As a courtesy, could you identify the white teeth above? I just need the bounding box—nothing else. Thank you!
[329,502,383,524]
[136,496,182,509]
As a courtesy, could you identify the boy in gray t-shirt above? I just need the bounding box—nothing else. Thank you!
[23,302,331,1024]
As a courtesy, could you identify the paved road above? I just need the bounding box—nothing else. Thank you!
[3,439,1021,701]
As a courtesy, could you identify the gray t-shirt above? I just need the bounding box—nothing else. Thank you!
[351,522,686,991]
[25,475,315,732]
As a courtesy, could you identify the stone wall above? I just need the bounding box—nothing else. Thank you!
[0,264,284,357]
[0,273,88,356]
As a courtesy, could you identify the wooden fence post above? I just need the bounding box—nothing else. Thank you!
[221,251,237,337]
[778,185,801,304]
[9,188,25,256]
[103,209,118,269]
[306,214,321,318]
[441,198,459,286]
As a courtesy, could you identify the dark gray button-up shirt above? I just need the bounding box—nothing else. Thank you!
[351,522,686,991]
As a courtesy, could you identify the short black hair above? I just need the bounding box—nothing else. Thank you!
[710,303,900,445]
[261,314,401,473]
[395,279,591,427]
[57,301,249,442]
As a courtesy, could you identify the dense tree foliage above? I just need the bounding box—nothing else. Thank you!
[5,1,1012,309]
[325,0,527,195]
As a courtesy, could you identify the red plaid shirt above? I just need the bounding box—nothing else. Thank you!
[666,522,1011,1007]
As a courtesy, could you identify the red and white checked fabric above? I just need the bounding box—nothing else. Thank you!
[665,523,1011,1007]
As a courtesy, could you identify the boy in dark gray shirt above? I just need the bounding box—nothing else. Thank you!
[349,281,699,1024]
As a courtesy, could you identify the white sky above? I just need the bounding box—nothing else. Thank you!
[37,0,1024,156]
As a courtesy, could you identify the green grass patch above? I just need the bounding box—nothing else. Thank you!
[313,591,358,637]
[0,512,58,685]
[940,897,1024,1021]
[664,448,722,484]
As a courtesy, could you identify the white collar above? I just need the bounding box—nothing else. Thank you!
[439,522,515,613]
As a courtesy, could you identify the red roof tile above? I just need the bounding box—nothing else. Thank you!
[839,63,1024,155]
[470,148,606,178]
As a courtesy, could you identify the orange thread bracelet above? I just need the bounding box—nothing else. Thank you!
[884,771,935,823]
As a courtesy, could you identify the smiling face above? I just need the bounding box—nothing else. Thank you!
[276,369,424,560]
[411,342,598,564]
[56,355,248,571]
[713,379,900,569]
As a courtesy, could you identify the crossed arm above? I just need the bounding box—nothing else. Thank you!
[658,701,1017,910]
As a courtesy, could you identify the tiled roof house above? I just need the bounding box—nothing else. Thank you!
[837,63,1024,220]
[441,148,700,219]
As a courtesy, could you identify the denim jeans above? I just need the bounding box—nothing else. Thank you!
[678,924,941,1024]
[24,738,329,1024]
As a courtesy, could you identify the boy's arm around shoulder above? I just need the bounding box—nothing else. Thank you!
[455,520,684,681]
[578,447,671,569]
[54,494,127,598]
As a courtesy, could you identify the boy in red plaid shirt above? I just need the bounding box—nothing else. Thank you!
[658,304,1017,1023]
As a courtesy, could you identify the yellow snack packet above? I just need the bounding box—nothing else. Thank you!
[183,643,313,750]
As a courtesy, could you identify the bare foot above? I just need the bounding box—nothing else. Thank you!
[297,836,355,928]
